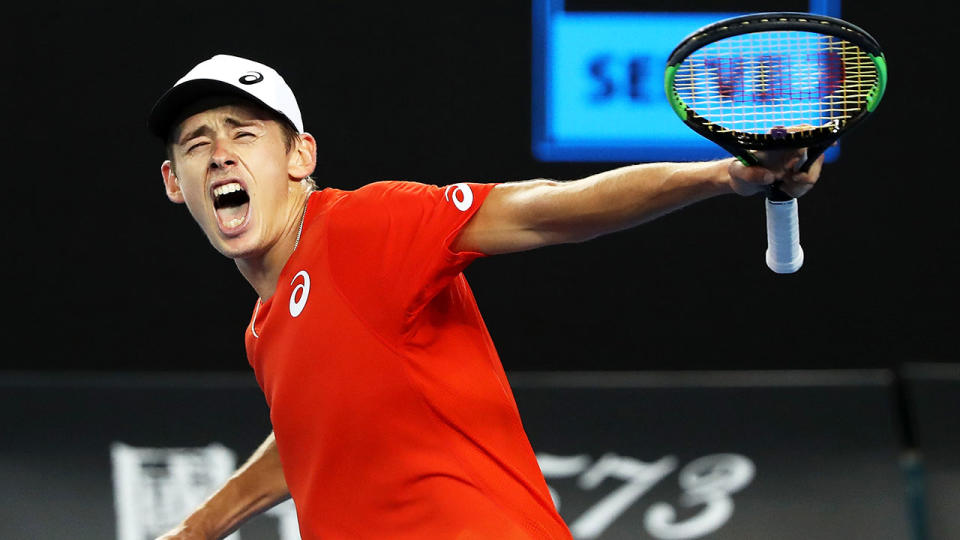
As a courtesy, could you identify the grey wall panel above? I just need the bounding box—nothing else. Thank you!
[903,363,960,540]
[0,371,915,539]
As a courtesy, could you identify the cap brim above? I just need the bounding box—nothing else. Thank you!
[147,79,277,141]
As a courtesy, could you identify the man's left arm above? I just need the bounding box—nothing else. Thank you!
[453,152,822,255]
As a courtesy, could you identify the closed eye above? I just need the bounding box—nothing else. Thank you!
[186,141,209,152]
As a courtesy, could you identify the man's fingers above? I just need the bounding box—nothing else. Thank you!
[730,148,825,198]
[728,157,777,196]
[731,159,776,184]
[779,153,825,198]
[756,147,806,176]
[729,143,826,198]
[785,149,808,172]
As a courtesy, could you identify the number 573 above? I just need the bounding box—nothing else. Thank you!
[537,452,755,539]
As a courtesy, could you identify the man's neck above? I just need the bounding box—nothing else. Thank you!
[236,186,313,300]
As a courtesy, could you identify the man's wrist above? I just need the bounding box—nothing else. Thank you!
[708,158,739,196]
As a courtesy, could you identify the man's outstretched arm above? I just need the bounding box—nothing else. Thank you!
[454,153,822,255]
[156,432,289,540]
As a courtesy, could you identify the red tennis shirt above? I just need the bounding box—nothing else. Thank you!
[245,181,572,539]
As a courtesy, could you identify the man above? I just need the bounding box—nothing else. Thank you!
[150,54,821,540]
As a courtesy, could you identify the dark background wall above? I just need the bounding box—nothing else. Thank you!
[5,1,956,372]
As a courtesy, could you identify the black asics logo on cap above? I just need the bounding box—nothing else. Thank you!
[239,71,264,85]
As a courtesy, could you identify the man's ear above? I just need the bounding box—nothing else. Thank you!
[161,160,185,204]
[288,133,318,180]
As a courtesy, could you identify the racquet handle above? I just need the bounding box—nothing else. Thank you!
[765,195,804,273]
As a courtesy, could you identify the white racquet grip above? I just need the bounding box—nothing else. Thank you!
[765,197,804,273]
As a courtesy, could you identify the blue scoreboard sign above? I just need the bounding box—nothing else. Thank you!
[532,0,842,162]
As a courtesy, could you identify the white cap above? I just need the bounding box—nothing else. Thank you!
[148,54,303,139]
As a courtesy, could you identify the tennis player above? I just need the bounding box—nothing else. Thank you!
[149,55,822,540]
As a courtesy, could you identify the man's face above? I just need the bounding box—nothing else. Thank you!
[161,103,306,260]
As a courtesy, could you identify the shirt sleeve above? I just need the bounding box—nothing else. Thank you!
[326,180,497,331]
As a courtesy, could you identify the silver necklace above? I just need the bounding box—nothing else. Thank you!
[293,193,310,251]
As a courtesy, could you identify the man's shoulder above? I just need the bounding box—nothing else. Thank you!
[324,180,440,215]
[352,180,435,199]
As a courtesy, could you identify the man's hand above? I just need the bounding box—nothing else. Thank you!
[150,431,288,540]
[727,148,825,198]
[728,125,827,198]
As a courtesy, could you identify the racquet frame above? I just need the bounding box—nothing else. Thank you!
[665,12,887,168]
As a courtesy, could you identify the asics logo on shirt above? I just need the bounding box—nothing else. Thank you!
[444,183,474,212]
[289,271,310,317]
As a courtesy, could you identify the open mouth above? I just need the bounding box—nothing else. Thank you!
[212,181,250,231]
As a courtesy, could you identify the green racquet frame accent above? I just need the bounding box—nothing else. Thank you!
[867,54,888,113]
[664,65,687,121]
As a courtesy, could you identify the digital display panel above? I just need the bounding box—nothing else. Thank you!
[532,0,842,162]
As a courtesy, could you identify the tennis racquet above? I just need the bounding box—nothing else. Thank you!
[664,12,887,273]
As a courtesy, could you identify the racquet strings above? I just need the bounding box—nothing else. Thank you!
[673,31,879,134]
